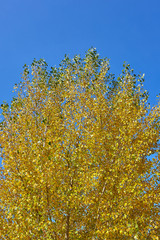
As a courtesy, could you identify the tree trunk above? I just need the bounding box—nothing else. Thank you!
[65,212,70,240]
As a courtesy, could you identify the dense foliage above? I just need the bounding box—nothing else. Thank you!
[0,49,159,239]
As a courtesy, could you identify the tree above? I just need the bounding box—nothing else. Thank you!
[0,48,159,240]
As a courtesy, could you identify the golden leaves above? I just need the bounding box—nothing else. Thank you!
[0,50,159,239]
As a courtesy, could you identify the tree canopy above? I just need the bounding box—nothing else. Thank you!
[0,48,159,239]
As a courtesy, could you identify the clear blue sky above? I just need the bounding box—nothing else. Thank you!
[0,0,160,122]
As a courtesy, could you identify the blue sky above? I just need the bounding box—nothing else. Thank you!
[0,0,160,109]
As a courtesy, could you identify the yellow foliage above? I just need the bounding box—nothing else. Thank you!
[0,49,159,239]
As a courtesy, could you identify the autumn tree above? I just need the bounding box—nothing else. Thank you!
[0,48,159,240]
